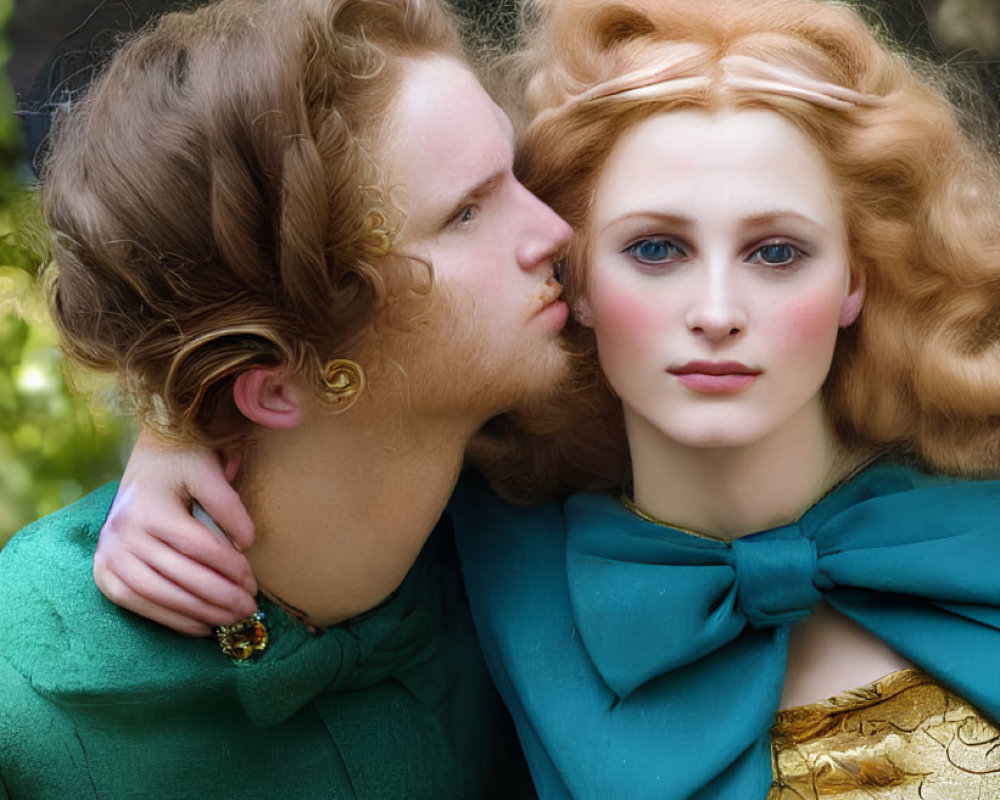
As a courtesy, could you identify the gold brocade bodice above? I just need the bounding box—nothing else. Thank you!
[769,670,1000,799]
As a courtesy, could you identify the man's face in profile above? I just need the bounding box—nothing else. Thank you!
[380,55,573,416]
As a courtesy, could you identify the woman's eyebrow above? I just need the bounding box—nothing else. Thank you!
[740,210,826,230]
[597,212,694,236]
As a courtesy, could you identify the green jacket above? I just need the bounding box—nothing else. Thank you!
[0,484,523,799]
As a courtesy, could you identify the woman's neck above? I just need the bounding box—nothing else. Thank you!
[628,398,859,541]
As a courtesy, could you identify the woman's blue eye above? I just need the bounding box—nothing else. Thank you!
[749,243,801,267]
[453,205,477,225]
[627,238,685,264]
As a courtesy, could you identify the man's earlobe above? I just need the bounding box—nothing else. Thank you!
[575,298,594,327]
[233,368,304,430]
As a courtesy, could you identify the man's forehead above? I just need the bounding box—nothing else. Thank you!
[383,56,515,231]
[389,56,512,153]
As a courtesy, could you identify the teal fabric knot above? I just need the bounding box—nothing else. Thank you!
[731,533,821,628]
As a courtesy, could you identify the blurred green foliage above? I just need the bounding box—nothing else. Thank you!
[0,199,130,548]
[0,0,129,548]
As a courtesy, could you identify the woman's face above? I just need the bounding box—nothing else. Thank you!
[582,108,863,451]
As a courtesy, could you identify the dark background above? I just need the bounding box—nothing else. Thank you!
[7,0,1000,170]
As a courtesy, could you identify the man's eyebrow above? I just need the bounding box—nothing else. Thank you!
[438,169,506,228]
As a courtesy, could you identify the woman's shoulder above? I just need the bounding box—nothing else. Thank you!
[448,471,578,614]
[810,456,1000,523]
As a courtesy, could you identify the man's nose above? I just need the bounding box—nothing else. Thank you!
[515,184,573,271]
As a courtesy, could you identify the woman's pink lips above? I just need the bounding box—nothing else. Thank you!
[668,361,760,394]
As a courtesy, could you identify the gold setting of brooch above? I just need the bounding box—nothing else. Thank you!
[215,610,269,662]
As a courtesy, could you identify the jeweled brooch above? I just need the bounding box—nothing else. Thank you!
[215,610,269,662]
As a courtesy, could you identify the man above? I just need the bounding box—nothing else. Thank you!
[0,0,569,795]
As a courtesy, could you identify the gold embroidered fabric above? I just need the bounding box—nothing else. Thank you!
[769,669,1000,799]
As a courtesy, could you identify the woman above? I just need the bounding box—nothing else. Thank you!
[95,0,1000,797]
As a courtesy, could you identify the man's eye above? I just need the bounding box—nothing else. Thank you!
[626,238,686,264]
[747,243,803,267]
[456,205,477,224]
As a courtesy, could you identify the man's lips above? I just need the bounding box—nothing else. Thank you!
[667,361,760,393]
[533,275,568,329]
[538,275,564,307]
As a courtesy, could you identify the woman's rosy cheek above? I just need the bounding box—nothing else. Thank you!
[588,279,676,347]
[769,285,849,360]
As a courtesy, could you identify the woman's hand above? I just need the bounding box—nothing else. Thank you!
[95,429,259,636]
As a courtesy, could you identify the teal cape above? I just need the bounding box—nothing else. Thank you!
[450,461,1000,800]
[0,484,525,799]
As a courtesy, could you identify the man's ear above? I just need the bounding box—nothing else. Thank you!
[839,270,866,328]
[575,298,594,328]
[233,367,304,430]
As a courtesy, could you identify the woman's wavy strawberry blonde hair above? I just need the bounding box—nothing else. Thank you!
[44,0,465,446]
[471,0,1000,503]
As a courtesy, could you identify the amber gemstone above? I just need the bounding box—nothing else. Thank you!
[215,611,269,662]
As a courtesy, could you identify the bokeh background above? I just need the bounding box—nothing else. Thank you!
[2,0,1000,547]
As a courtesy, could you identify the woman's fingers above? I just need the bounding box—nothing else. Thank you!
[187,472,256,555]
[157,511,257,597]
[99,484,257,595]
[97,546,255,630]
[96,566,214,638]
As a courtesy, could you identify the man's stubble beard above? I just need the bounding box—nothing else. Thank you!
[371,280,571,422]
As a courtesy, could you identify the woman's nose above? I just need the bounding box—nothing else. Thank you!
[684,268,747,342]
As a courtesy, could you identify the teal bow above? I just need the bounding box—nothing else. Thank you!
[452,462,1000,800]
